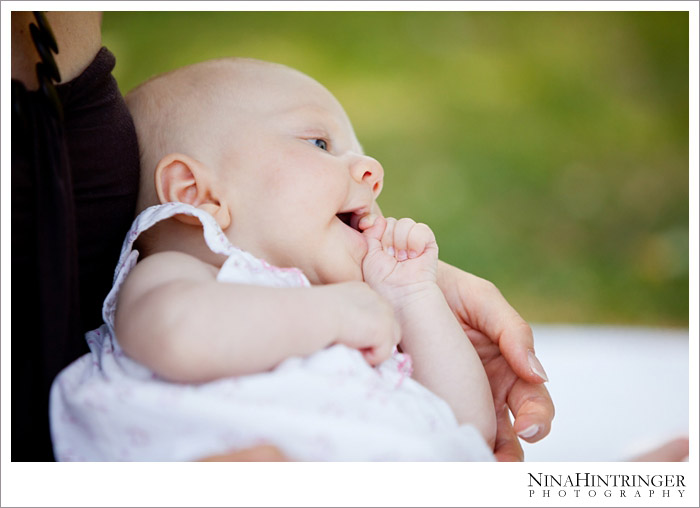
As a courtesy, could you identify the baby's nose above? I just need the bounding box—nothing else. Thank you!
[350,155,384,196]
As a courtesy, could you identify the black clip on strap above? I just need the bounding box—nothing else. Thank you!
[30,11,63,121]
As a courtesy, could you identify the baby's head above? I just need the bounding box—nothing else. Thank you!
[126,58,384,284]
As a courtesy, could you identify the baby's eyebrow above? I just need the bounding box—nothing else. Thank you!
[274,107,326,128]
[277,107,340,133]
[275,104,364,153]
[277,102,330,117]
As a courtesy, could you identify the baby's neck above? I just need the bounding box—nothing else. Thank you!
[137,217,228,268]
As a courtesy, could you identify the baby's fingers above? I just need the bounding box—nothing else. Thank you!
[380,217,398,254]
[362,214,386,244]
[362,333,397,366]
[356,212,379,234]
[406,222,435,259]
[391,218,417,261]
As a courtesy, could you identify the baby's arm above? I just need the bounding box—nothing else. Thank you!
[115,251,399,383]
[363,217,496,447]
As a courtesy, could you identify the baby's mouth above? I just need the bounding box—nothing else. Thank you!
[336,212,360,232]
[336,211,377,232]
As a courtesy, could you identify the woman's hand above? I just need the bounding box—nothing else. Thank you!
[358,206,554,461]
[436,261,555,461]
[198,444,289,461]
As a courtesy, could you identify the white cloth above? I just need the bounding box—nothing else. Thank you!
[49,202,494,461]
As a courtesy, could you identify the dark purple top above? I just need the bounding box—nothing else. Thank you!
[11,47,140,461]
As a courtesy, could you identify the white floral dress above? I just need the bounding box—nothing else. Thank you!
[49,202,494,461]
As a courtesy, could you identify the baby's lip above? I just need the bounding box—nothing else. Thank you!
[336,206,371,232]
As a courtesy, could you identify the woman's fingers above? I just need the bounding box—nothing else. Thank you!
[450,269,548,385]
[493,403,524,462]
[629,437,689,462]
[506,378,555,443]
[198,444,289,461]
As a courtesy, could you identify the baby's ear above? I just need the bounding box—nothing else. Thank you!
[154,153,231,228]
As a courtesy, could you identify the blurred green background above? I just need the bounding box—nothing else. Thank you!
[102,11,689,327]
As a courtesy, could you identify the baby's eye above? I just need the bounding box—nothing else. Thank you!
[308,138,328,151]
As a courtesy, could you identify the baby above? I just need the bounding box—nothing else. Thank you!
[49,58,497,461]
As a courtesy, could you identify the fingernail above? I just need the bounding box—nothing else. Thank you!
[528,350,548,382]
[408,250,418,259]
[397,249,407,261]
[387,246,395,256]
[517,424,540,439]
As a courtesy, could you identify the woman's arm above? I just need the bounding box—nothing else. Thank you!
[11,11,102,89]
[115,251,399,383]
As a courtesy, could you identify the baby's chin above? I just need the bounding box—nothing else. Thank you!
[311,263,364,285]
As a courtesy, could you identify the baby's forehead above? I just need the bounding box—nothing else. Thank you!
[210,62,353,124]
[222,61,341,113]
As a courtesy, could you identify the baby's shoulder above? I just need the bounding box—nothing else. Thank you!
[125,250,220,291]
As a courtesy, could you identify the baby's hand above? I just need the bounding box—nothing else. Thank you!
[330,281,401,366]
[362,216,438,302]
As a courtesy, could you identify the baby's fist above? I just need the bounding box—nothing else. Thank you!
[362,216,438,292]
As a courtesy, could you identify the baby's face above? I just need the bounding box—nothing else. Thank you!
[215,63,384,284]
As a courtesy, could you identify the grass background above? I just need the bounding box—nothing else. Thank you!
[102,10,689,327]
